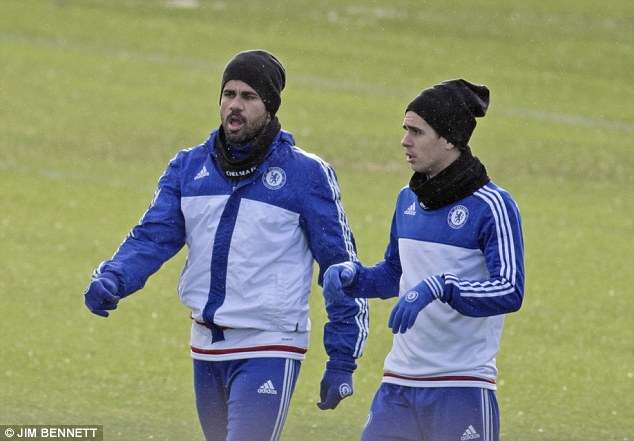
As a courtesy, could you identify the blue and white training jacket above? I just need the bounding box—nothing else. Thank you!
[350,182,524,389]
[95,129,369,364]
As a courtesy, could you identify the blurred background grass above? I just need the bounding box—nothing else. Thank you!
[1,0,633,440]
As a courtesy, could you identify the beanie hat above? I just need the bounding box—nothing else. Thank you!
[406,79,490,148]
[220,50,286,116]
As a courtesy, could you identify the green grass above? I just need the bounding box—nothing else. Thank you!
[1,0,633,440]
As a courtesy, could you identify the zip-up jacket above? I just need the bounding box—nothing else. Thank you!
[95,129,368,364]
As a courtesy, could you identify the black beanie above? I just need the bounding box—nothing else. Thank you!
[220,50,286,116]
[406,79,490,148]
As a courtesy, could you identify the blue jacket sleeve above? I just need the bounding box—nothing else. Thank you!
[301,159,368,368]
[345,210,402,299]
[418,191,525,317]
[94,152,186,296]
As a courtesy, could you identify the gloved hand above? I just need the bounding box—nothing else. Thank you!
[388,286,435,334]
[84,274,121,318]
[317,362,354,410]
[323,262,358,301]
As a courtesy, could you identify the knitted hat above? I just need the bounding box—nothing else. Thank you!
[220,50,286,116]
[406,79,490,148]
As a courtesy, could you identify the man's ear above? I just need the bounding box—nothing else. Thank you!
[441,137,457,151]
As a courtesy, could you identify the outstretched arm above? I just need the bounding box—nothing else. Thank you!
[325,207,403,303]
[84,152,186,316]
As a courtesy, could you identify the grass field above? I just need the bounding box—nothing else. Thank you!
[1,0,633,440]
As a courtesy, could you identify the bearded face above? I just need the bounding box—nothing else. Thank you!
[220,80,270,144]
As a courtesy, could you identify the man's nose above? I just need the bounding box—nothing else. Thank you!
[401,134,410,147]
[228,97,244,111]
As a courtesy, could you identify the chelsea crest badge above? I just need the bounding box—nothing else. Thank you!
[262,167,286,190]
[447,205,469,229]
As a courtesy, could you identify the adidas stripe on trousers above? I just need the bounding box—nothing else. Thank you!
[194,358,301,441]
[361,384,499,441]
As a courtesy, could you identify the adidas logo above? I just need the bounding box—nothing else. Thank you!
[404,202,416,216]
[257,380,277,395]
[194,166,209,180]
[460,425,480,440]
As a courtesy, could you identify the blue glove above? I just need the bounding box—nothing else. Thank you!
[323,262,358,301]
[84,273,121,318]
[388,279,440,334]
[317,361,355,410]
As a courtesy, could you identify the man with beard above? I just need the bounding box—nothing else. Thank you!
[84,50,368,441]
[323,79,525,441]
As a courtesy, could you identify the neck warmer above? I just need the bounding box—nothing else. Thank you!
[409,149,489,210]
[215,117,281,180]
[225,141,254,162]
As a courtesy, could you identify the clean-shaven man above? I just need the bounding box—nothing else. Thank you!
[325,79,524,441]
